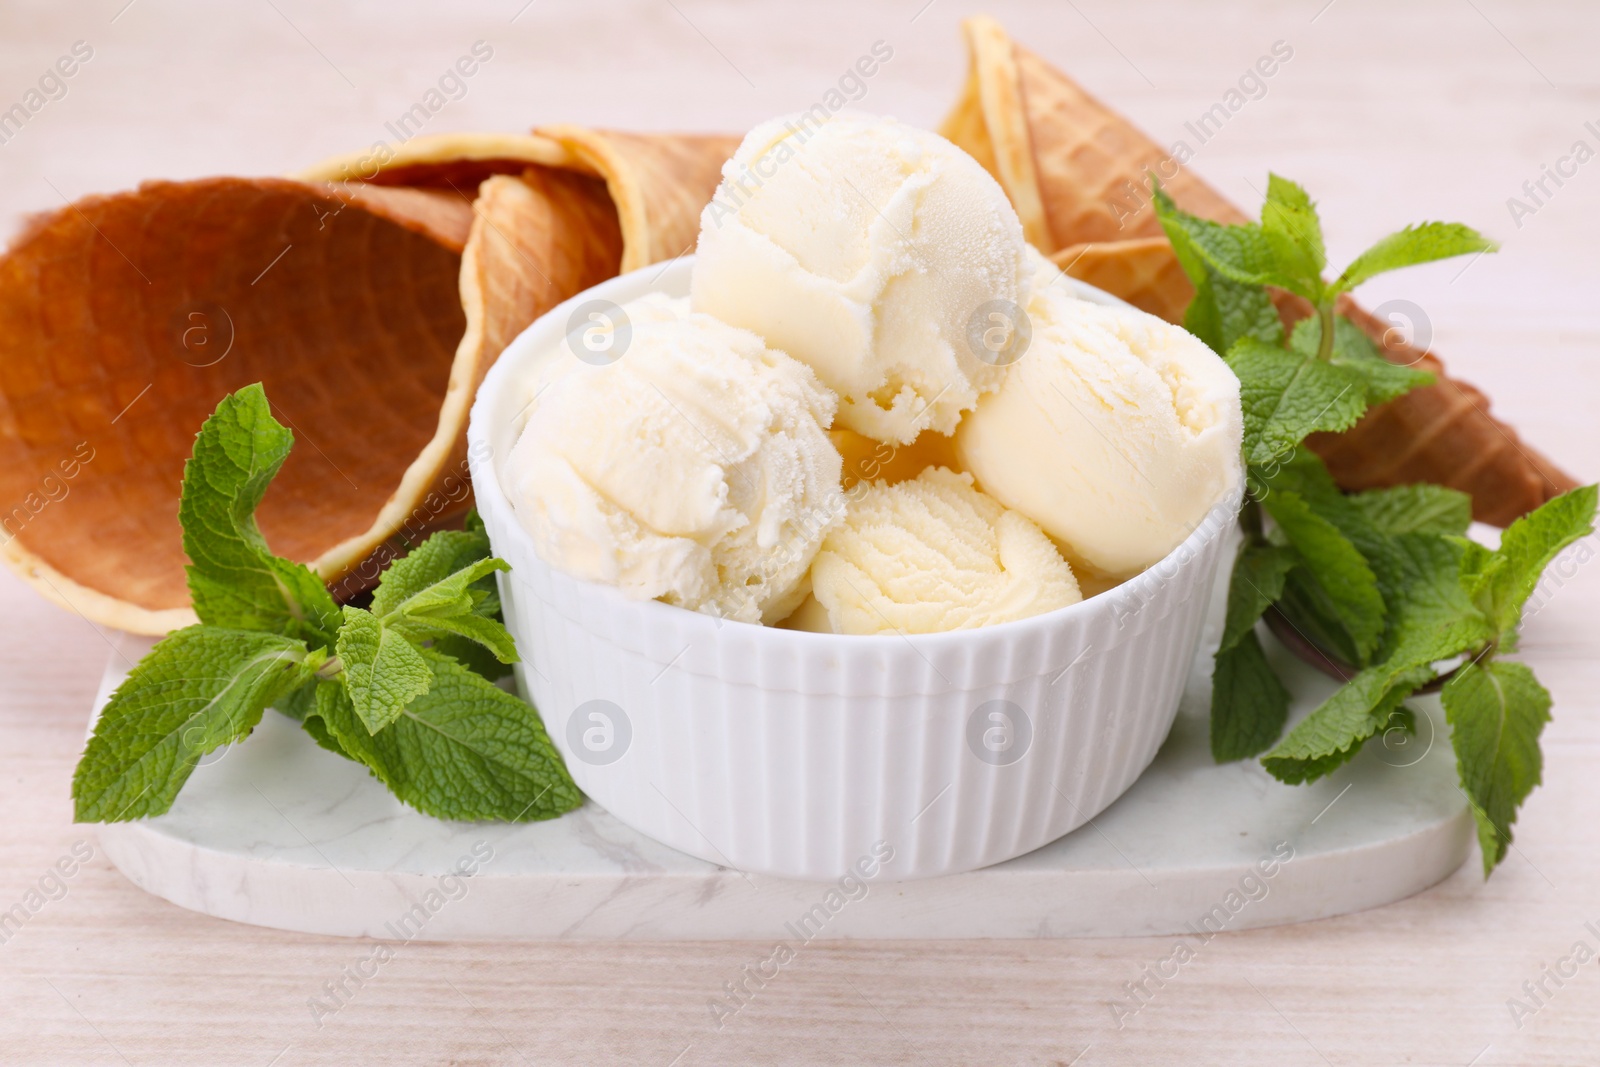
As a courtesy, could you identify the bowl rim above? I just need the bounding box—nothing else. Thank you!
[467,255,1242,652]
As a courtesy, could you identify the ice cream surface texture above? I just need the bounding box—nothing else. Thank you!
[794,467,1081,635]
[955,256,1242,579]
[503,293,844,625]
[690,111,1030,445]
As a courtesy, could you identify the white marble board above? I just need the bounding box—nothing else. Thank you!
[90,570,1471,941]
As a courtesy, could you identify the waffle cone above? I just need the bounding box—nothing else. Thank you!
[535,127,741,272]
[954,16,1577,524]
[0,129,731,633]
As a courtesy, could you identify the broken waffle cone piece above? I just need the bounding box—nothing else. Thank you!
[955,15,1578,523]
[0,128,731,633]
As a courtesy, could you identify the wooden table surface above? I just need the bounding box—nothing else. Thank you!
[3,1,1597,1063]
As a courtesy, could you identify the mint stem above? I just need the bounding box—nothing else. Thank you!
[1315,302,1336,362]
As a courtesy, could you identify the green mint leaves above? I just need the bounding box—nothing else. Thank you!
[336,543,516,733]
[1154,185,1306,297]
[1157,178,1456,472]
[1157,177,1495,314]
[1349,484,1473,537]
[73,627,324,821]
[74,385,580,826]
[1441,659,1551,876]
[1462,484,1598,635]
[1443,487,1594,874]
[1332,222,1497,295]
[336,606,436,734]
[1211,544,1296,761]
[1261,533,1491,782]
[1258,175,1326,296]
[1260,488,1386,662]
[1226,339,1366,466]
[309,652,579,822]
[180,385,342,646]
[1159,175,1587,874]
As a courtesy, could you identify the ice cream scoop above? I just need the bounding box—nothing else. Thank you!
[955,254,1242,579]
[790,466,1081,635]
[502,293,844,624]
[690,111,1029,444]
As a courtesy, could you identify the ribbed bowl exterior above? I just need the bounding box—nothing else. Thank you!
[467,259,1238,881]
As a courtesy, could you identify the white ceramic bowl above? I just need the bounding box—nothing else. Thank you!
[467,258,1239,881]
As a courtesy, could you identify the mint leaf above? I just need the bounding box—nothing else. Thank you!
[180,384,340,645]
[1228,339,1366,467]
[368,530,518,665]
[1380,532,1495,666]
[412,611,520,665]
[1262,532,1494,784]
[1466,485,1597,633]
[1349,484,1473,537]
[336,606,434,734]
[432,633,515,682]
[1455,536,1500,589]
[1153,185,1314,298]
[1262,490,1386,662]
[1260,174,1326,296]
[1275,569,1363,668]
[1211,542,1297,761]
[277,682,355,760]
[1441,659,1551,875]
[1220,543,1299,652]
[276,680,318,723]
[1153,182,1285,355]
[369,529,492,616]
[1256,449,1415,618]
[301,705,355,760]
[312,650,580,822]
[1287,315,1433,407]
[1262,668,1427,783]
[382,556,508,626]
[1212,631,1292,761]
[1333,222,1497,294]
[1184,268,1284,357]
[331,526,520,734]
[74,627,322,821]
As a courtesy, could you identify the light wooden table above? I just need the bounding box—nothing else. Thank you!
[2,1,1596,1063]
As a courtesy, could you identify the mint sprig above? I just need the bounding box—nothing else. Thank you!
[73,385,580,825]
[1156,176,1590,874]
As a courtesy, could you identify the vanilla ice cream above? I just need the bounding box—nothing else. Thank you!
[691,111,1029,444]
[503,293,844,625]
[791,467,1081,635]
[955,256,1242,579]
